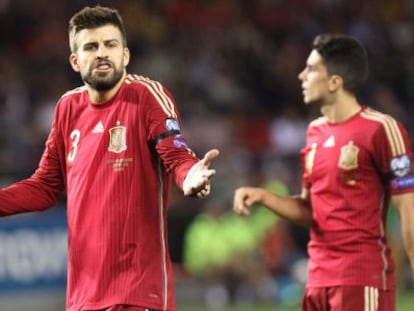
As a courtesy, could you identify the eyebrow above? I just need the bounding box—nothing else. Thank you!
[82,38,120,46]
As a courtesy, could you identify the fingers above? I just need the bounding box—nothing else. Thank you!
[183,149,219,197]
[234,205,250,216]
[201,149,220,166]
[233,188,251,216]
[196,183,211,198]
[194,149,218,181]
[183,165,213,197]
[202,168,216,178]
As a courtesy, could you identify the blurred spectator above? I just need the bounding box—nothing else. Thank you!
[1,0,414,308]
[183,179,294,307]
[268,106,307,157]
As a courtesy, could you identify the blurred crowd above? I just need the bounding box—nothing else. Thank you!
[0,0,414,307]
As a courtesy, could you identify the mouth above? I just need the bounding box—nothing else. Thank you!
[93,61,113,73]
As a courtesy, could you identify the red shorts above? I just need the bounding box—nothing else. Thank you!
[302,286,395,311]
[92,306,160,311]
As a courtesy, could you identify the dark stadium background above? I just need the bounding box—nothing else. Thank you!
[0,0,412,310]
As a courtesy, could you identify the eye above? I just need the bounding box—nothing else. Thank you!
[83,43,97,51]
[106,40,118,48]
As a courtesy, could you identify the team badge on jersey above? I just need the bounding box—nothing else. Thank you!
[165,118,180,131]
[108,121,127,153]
[338,141,359,170]
[390,155,411,177]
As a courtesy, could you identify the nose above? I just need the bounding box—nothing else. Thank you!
[298,69,305,81]
[96,45,109,59]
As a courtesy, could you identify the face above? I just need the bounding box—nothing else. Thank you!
[298,50,332,105]
[69,25,130,91]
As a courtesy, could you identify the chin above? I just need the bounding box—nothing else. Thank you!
[303,97,313,105]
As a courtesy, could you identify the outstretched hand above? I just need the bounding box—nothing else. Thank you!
[183,149,220,197]
[233,187,263,216]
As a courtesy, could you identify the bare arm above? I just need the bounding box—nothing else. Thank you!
[393,192,414,284]
[233,187,312,227]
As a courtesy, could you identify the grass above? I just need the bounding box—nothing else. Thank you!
[178,291,412,311]
[397,292,412,311]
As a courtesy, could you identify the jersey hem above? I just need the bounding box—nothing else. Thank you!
[68,299,175,311]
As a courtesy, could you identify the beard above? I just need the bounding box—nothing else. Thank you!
[82,66,124,91]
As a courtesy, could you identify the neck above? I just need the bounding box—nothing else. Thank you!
[321,94,361,123]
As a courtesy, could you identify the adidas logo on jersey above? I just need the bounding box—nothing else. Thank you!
[92,121,104,133]
[323,135,335,147]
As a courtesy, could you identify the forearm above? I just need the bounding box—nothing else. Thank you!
[155,136,199,189]
[399,215,414,282]
[0,176,63,216]
[260,191,312,227]
[401,226,414,287]
[392,192,414,285]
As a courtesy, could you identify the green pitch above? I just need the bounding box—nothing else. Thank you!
[178,291,412,311]
[397,292,412,311]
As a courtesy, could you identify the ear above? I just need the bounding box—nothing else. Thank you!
[123,47,130,67]
[328,75,343,92]
[69,53,81,72]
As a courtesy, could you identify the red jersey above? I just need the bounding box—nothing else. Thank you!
[301,106,414,290]
[0,74,200,310]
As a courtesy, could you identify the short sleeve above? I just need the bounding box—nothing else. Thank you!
[372,119,414,194]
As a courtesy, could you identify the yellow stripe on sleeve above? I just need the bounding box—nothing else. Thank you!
[126,74,177,119]
[361,109,405,156]
[134,75,177,119]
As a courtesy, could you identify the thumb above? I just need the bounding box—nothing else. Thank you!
[201,149,220,166]
[244,196,256,207]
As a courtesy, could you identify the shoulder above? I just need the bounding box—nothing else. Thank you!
[360,107,399,130]
[58,86,87,105]
[123,74,177,117]
[124,74,170,95]
[308,116,327,129]
[361,107,409,153]
[360,108,405,141]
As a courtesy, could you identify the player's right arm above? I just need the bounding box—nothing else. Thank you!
[0,111,65,216]
[233,187,313,227]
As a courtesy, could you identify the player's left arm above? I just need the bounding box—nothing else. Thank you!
[382,118,414,284]
[392,192,414,284]
[182,149,219,197]
[155,133,219,197]
[372,114,414,283]
[142,79,219,197]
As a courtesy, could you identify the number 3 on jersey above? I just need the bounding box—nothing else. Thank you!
[68,129,81,162]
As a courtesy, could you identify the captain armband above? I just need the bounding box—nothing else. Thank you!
[389,154,414,190]
[153,129,182,145]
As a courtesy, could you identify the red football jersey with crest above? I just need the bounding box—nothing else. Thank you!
[301,106,414,290]
[0,74,200,310]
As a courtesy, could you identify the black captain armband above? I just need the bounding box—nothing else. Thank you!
[153,129,181,145]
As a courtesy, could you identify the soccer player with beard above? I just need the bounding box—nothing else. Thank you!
[0,6,219,311]
[233,34,414,311]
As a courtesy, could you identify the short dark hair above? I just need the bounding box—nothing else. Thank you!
[68,5,127,52]
[312,33,369,95]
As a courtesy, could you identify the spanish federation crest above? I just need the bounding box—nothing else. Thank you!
[108,121,127,153]
[338,141,359,170]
